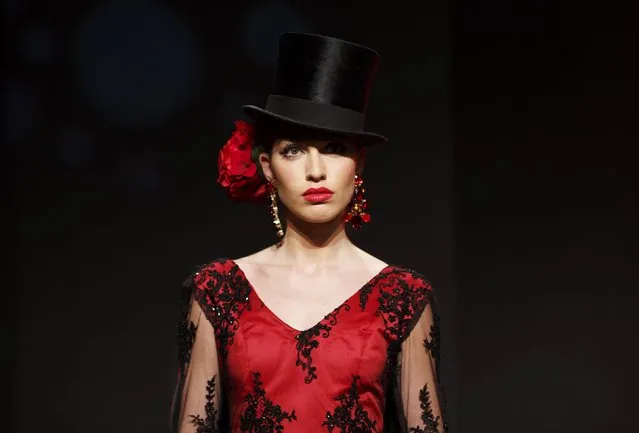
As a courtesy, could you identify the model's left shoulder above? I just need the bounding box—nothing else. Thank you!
[354,247,434,292]
[387,265,434,292]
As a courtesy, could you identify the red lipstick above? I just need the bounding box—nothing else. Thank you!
[303,187,334,204]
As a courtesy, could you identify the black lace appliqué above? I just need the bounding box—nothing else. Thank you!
[193,260,252,359]
[377,272,430,341]
[407,383,441,433]
[424,302,441,367]
[358,266,395,311]
[188,375,220,433]
[240,372,297,433]
[177,277,198,370]
[359,285,374,311]
[422,295,449,432]
[177,318,197,366]
[323,375,378,433]
[295,304,350,384]
[377,270,431,381]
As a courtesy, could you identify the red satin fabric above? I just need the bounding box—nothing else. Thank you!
[192,258,431,432]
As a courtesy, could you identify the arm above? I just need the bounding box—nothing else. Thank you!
[396,295,448,433]
[170,281,222,433]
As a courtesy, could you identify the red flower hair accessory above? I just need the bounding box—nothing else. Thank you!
[217,120,268,202]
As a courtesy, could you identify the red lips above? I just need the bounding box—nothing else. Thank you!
[303,187,334,204]
[303,187,333,195]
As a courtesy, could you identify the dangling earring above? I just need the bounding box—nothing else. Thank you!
[344,174,371,230]
[268,182,284,240]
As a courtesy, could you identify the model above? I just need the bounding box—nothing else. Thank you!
[170,32,448,433]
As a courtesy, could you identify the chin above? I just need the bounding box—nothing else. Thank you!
[293,205,344,224]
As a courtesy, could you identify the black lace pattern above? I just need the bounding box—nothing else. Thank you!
[422,294,448,432]
[172,276,203,433]
[407,383,442,433]
[323,375,378,433]
[295,304,350,384]
[377,270,449,433]
[424,306,441,368]
[376,270,431,383]
[177,276,198,371]
[189,375,220,433]
[192,259,252,360]
[240,372,297,433]
[359,284,374,311]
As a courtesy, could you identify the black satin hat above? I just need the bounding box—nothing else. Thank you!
[243,33,387,144]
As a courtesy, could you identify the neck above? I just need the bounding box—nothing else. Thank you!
[274,213,355,268]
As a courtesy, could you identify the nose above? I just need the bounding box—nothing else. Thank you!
[305,148,327,182]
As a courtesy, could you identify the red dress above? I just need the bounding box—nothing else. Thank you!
[170,258,447,433]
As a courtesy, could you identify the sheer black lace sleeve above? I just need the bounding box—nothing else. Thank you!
[394,286,448,433]
[169,275,222,433]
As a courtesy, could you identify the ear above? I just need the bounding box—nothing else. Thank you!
[258,152,274,183]
[355,147,366,176]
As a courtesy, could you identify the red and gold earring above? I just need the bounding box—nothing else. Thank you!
[344,174,371,230]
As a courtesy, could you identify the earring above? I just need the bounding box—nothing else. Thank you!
[268,182,284,240]
[344,174,371,230]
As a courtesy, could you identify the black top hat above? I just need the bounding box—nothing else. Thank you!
[243,33,387,144]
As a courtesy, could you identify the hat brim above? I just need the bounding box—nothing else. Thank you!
[242,105,387,145]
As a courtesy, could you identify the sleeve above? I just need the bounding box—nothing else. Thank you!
[169,275,222,433]
[394,291,448,433]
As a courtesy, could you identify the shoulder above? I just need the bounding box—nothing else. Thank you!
[352,246,390,271]
[182,257,252,324]
[181,245,277,292]
[380,265,436,316]
[385,265,434,294]
[182,257,238,293]
[379,266,437,342]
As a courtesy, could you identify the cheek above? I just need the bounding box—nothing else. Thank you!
[271,160,300,194]
[334,163,357,187]
[332,164,357,204]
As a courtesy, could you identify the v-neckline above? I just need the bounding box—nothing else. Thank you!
[227,259,393,334]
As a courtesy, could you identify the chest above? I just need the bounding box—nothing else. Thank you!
[243,269,378,332]
[197,261,427,404]
[222,278,392,395]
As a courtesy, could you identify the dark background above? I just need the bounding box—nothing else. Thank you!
[454,2,637,432]
[7,0,637,432]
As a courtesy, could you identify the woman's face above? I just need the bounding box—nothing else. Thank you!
[259,137,364,224]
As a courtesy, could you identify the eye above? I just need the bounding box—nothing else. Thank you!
[279,142,304,159]
[324,141,350,154]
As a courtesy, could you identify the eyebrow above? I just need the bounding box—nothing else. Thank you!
[277,139,353,150]
[277,139,304,147]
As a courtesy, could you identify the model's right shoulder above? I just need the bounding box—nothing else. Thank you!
[182,257,237,291]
